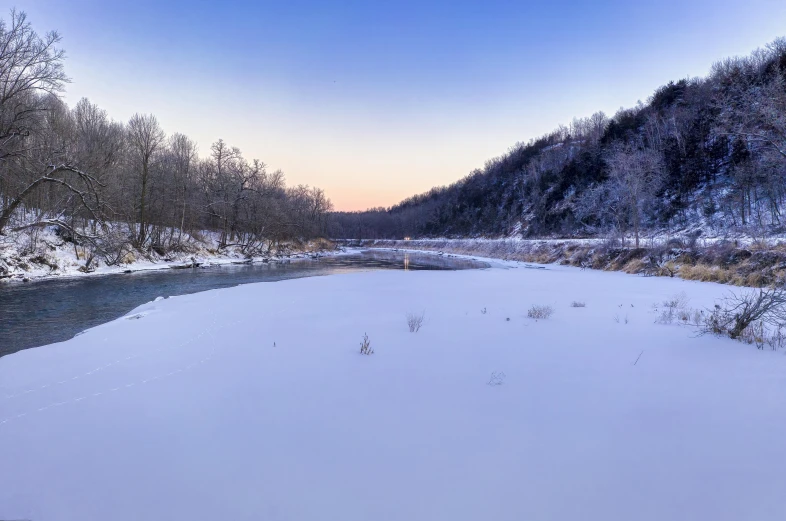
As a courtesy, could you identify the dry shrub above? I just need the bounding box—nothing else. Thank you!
[623,258,646,274]
[308,238,336,251]
[733,321,786,350]
[745,272,765,287]
[703,288,786,345]
[406,311,425,332]
[30,254,58,270]
[570,301,586,308]
[359,333,373,355]
[767,325,786,350]
[657,292,690,324]
[528,304,554,319]
[660,261,678,278]
[738,320,767,349]
[680,264,734,284]
[487,371,506,386]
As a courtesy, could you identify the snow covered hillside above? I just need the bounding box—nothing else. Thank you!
[1,260,785,520]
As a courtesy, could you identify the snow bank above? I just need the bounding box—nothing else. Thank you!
[0,222,337,282]
[361,238,786,287]
[1,262,785,520]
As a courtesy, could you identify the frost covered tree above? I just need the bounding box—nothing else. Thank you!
[126,113,165,247]
[0,9,334,261]
[329,39,786,241]
[604,144,665,248]
[0,9,102,236]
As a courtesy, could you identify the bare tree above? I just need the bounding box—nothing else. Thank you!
[165,132,197,243]
[0,9,103,235]
[126,113,164,246]
[704,288,786,340]
[714,39,786,164]
[0,9,67,156]
[605,143,665,248]
[0,10,347,265]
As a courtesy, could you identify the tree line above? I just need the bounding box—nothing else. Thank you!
[331,38,786,245]
[0,10,332,268]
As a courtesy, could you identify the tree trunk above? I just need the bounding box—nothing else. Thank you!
[138,159,149,246]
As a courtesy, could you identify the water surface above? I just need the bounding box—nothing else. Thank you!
[0,250,486,356]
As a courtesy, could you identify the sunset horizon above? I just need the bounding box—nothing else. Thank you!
[19,0,786,210]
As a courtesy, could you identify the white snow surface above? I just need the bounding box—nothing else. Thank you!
[1,260,785,520]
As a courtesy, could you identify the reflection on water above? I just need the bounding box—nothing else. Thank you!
[0,250,487,356]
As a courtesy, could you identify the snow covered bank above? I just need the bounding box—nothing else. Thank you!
[0,223,338,282]
[1,263,785,520]
[360,237,786,287]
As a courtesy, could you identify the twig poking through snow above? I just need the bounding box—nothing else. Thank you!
[633,350,644,366]
[359,333,373,355]
[487,371,506,386]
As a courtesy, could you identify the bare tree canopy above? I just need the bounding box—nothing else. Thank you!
[0,9,333,266]
[330,38,786,241]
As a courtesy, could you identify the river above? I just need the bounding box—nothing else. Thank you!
[0,250,487,356]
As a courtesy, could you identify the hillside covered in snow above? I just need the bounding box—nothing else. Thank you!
[331,39,786,243]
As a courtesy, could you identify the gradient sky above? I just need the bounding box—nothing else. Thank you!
[16,0,786,210]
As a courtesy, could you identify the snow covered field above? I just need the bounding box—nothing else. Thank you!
[1,258,785,520]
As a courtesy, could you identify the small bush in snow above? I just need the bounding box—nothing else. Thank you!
[359,333,373,355]
[406,311,425,332]
[767,325,786,350]
[487,371,506,386]
[481,307,487,314]
[527,304,554,319]
[570,301,586,308]
[702,288,786,348]
[656,292,690,324]
[664,291,690,310]
[739,320,766,349]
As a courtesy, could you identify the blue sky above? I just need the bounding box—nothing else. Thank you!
[17,0,786,209]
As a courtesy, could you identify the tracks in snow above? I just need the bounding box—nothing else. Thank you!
[0,318,242,429]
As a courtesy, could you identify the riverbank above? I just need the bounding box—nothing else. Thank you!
[0,223,338,282]
[356,237,786,287]
[1,261,784,520]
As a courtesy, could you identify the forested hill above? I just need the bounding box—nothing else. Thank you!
[330,39,786,245]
